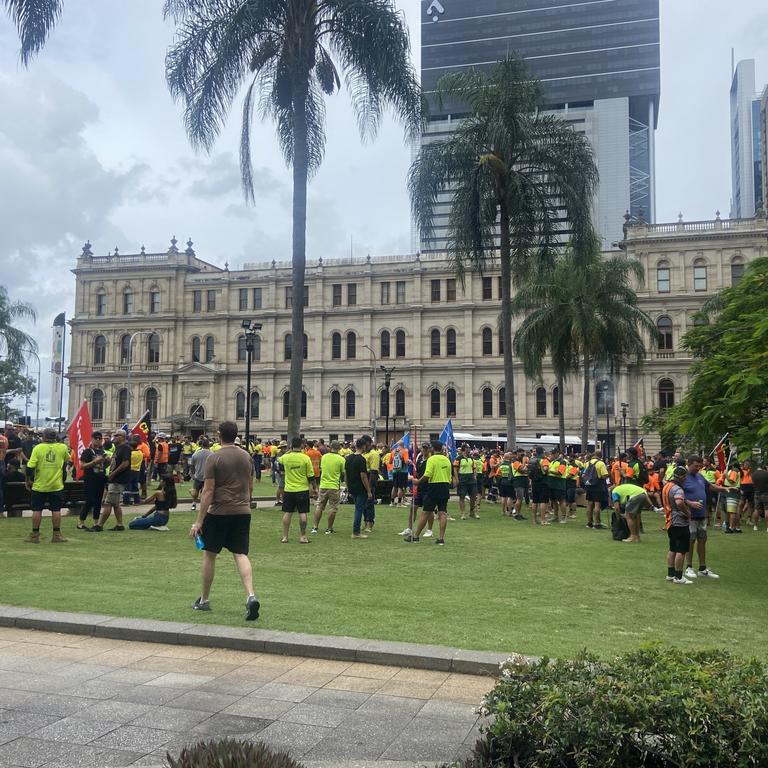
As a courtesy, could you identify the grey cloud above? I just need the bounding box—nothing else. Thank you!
[189,152,287,199]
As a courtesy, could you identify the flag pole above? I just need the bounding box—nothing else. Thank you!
[57,315,66,430]
[710,432,729,459]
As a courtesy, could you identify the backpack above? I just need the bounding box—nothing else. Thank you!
[528,458,544,481]
[582,460,599,487]
[635,462,649,486]
[611,510,630,541]
[392,450,403,471]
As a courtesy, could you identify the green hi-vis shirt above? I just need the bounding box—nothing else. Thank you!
[278,450,315,492]
[701,468,717,483]
[27,442,70,493]
[424,454,452,484]
[497,461,513,483]
[547,459,567,489]
[455,456,475,476]
[612,483,646,505]
[319,452,346,489]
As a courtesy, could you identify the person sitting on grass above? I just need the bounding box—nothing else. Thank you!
[129,475,177,531]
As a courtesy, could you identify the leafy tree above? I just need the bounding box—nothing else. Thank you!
[0,285,37,368]
[409,57,598,446]
[165,0,421,439]
[0,359,36,422]
[2,0,62,64]
[510,246,654,451]
[664,257,768,456]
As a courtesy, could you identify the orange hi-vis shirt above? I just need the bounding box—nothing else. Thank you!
[155,441,169,465]
[489,455,501,477]
[610,461,628,486]
[644,472,660,493]
[741,468,753,485]
[306,447,322,477]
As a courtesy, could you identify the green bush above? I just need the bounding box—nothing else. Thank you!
[167,739,304,768]
[461,647,768,768]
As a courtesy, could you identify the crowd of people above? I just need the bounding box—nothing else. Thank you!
[2,419,767,616]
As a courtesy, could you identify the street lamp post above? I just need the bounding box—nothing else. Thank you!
[241,320,262,449]
[620,402,629,453]
[380,365,395,447]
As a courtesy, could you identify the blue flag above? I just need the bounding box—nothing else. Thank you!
[391,432,410,452]
[439,419,457,461]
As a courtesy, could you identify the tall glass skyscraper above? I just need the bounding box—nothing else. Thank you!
[418,0,661,250]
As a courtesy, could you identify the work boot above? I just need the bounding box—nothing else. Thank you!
[25,531,40,544]
[51,531,68,543]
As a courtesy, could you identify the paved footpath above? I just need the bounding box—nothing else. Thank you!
[0,628,494,767]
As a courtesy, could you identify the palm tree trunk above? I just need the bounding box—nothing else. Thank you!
[581,352,590,452]
[557,375,565,452]
[498,199,516,448]
[287,85,309,442]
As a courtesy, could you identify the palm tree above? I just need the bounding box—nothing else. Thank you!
[3,0,62,64]
[409,57,598,447]
[511,246,655,452]
[0,285,37,367]
[164,0,421,440]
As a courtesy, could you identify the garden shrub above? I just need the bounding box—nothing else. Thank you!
[167,738,304,768]
[460,646,768,767]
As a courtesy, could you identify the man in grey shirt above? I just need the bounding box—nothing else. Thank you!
[189,437,212,512]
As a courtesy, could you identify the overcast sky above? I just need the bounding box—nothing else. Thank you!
[1,0,767,418]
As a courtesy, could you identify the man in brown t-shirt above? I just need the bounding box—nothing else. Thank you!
[190,421,259,620]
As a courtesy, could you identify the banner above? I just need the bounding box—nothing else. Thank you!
[67,400,92,480]
[49,312,65,414]
[130,409,152,443]
[439,418,457,461]
[632,437,645,458]
[712,432,729,472]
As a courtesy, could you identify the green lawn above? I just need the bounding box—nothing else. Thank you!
[1,499,765,659]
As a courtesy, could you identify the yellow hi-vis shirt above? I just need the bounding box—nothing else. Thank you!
[27,442,70,492]
[279,450,315,492]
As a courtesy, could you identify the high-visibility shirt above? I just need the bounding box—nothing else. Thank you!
[741,469,752,485]
[512,460,526,478]
[130,449,143,471]
[497,461,512,482]
[279,450,315,492]
[155,441,169,464]
[701,468,716,484]
[319,452,346,489]
[306,448,322,476]
[723,469,740,488]
[454,456,475,476]
[27,442,70,493]
[644,472,660,492]
[424,454,452,484]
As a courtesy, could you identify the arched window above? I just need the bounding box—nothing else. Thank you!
[346,332,356,359]
[379,389,389,418]
[659,379,675,410]
[657,261,671,293]
[380,330,391,358]
[282,391,290,418]
[446,387,457,417]
[145,387,158,420]
[191,403,205,420]
[330,390,341,419]
[191,337,200,362]
[91,388,104,421]
[446,328,457,357]
[395,389,405,418]
[303,333,309,360]
[283,391,306,418]
[205,335,215,362]
[552,385,560,417]
[345,390,356,418]
[284,334,293,360]
[731,258,745,285]
[430,329,441,357]
[535,387,547,417]
[252,335,261,361]
[498,387,506,417]
[395,330,406,358]
[482,327,493,356]
[430,388,440,417]
[250,391,260,419]
[120,334,131,365]
[93,335,106,366]
[147,333,160,364]
[596,380,614,416]
[236,392,245,419]
[657,316,673,350]
[331,332,341,360]
[237,335,247,362]
[693,259,707,292]
[117,388,129,420]
[482,387,493,417]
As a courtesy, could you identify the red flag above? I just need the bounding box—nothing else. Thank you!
[130,409,152,443]
[67,400,93,480]
[713,433,729,472]
[633,438,645,458]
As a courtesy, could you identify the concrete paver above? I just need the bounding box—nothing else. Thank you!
[0,627,495,766]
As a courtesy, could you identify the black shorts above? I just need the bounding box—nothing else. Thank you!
[193,479,205,492]
[667,525,689,554]
[282,490,310,515]
[499,484,514,498]
[585,485,603,502]
[457,478,476,497]
[30,491,63,512]
[549,487,565,502]
[392,472,408,489]
[201,513,251,555]
[531,483,549,504]
[741,485,754,502]
[423,483,450,513]
[565,485,577,504]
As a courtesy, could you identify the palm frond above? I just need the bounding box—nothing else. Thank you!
[3,0,62,64]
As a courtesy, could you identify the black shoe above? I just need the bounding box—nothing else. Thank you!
[436,538,445,546]
[109,525,125,531]
[586,522,594,528]
[192,597,211,612]
[594,523,607,530]
[513,514,527,521]
[403,535,420,543]
[734,528,743,533]
[90,524,103,532]
[724,527,735,534]
[245,595,260,621]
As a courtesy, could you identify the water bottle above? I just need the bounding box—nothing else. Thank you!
[194,534,205,550]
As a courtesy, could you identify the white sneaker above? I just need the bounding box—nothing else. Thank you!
[653,507,664,514]
[673,576,693,585]
[699,568,720,579]
[684,567,698,579]
[310,528,318,534]
[389,502,396,507]
[398,527,412,536]
[753,525,758,531]
[190,503,196,511]
[665,575,675,581]
[423,530,433,538]
[149,525,169,531]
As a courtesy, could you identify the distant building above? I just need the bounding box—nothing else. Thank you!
[67,214,767,454]
[730,59,764,218]
[761,84,768,213]
[418,0,661,250]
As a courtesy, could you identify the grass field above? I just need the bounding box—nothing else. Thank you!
[1,493,766,660]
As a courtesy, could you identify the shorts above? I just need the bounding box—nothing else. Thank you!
[499,484,514,498]
[585,485,603,502]
[549,487,565,502]
[514,486,526,501]
[741,485,754,503]
[105,483,125,506]
[565,485,577,504]
[457,478,476,497]
[756,492,768,514]
[726,494,739,513]
[193,479,205,492]
[423,483,450,514]
[30,491,63,512]
[201,513,251,555]
[667,525,690,554]
[689,518,707,541]
[283,490,310,515]
[625,494,647,517]
[392,472,408,489]
[531,484,549,504]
